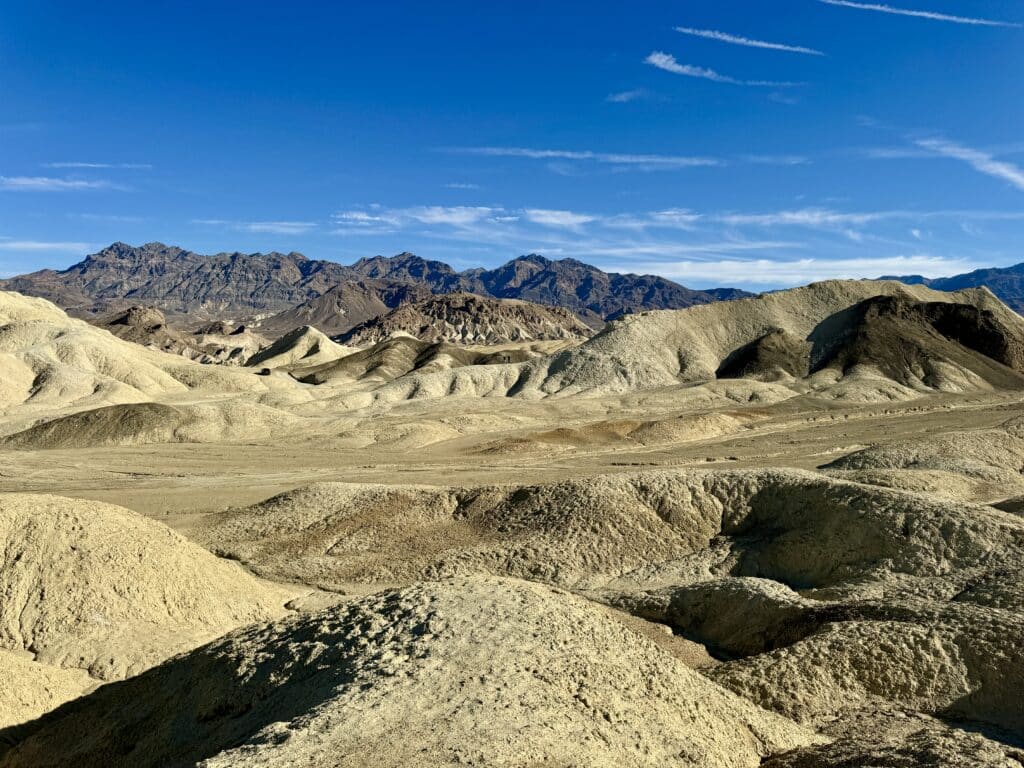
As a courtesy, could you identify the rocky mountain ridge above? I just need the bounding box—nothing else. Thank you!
[1,242,750,326]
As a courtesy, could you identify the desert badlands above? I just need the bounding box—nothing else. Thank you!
[0,265,1023,767]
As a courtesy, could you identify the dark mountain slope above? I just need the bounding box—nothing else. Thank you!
[883,263,1024,314]
[0,242,351,318]
[254,280,432,338]
[1,243,750,328]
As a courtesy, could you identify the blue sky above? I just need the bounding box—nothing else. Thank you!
[1,0,1022,289]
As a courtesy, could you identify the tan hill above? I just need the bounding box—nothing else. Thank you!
[2,400,303,449]
[340,291,593,346]
[0,578,817,768]
[0,290,292,421]
[358,280,1024,404]
[254,279,432,338]
[94,305,267,364]
[198,468,1024,593]
[535,280,1024,395]
[822,413,1024,502]
[244,325,353,371]
[0,494,294,708]
[194,466,1024,758]
[292,335,561,386]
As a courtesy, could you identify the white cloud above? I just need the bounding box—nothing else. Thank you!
[44,162,152,169]
[615,254,979,286]
[0,176,113,191]
[245,221,317,234]
[324,202,1022,285]
[674,27,824,56]
[606,89,647,103]
[444,182,481,189]
[606,209,703,231]
[523,209,596,228]
[404,206,499,226]
[67,213,146,223]
[716,208,889,227]
[449,145,719,168]
[331,206,501,235]
[741,154,812,166]
[333,211,397,226]
[0,240,91,252]
[818,0,1020,27]
[645,52,804,87]
[193,219,317,235]
[581,240,801,259]
[915,138,1024,191]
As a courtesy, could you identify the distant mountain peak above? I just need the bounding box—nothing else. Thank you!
[1,241,752,327]
[884,261,1024,315]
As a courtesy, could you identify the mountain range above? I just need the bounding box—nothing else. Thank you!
[0,242,750,327]
[884,263,1024,314]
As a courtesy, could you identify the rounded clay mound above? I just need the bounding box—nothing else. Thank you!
[0,493,294,681]
[0,578,819,768]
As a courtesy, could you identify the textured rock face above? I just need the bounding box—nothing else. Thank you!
[340,291,593,345]
[470,253,750,326]
[0,242,353,317]
[0,578,818,768]
[0,244,748,326]
[0,494,294,681]
[93,305,267,365]
[254,279,433,338]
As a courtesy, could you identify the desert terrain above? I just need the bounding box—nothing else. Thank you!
[0,266,1023,767]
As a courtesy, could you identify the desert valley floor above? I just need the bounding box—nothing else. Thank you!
[2,278,1024,766]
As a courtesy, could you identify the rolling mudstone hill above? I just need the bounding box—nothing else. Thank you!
[3,280,1024,764]
[94,305,267,364]
[345,279,1024,405]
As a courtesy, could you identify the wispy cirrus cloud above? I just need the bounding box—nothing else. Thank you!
[447,145,719,169]
[323,200,1024,288]
[818,0,1021,27]
[713,207,1024,229]
[742,154,812,166]
[645,52,805,87]
[67,212,147,223]
[44,162,152,169]
[444,182,481,190]
[606,89,648,103]
[0,176,114,191]
[0,239,92,252]
[404,206,499,226]
[612,254,979,285]
[674,27,824,56]
[193,219,318,235]
[523,209,596,229]
[331,206,502,235]
[916,138,1024,191]
[716,208,891,227]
